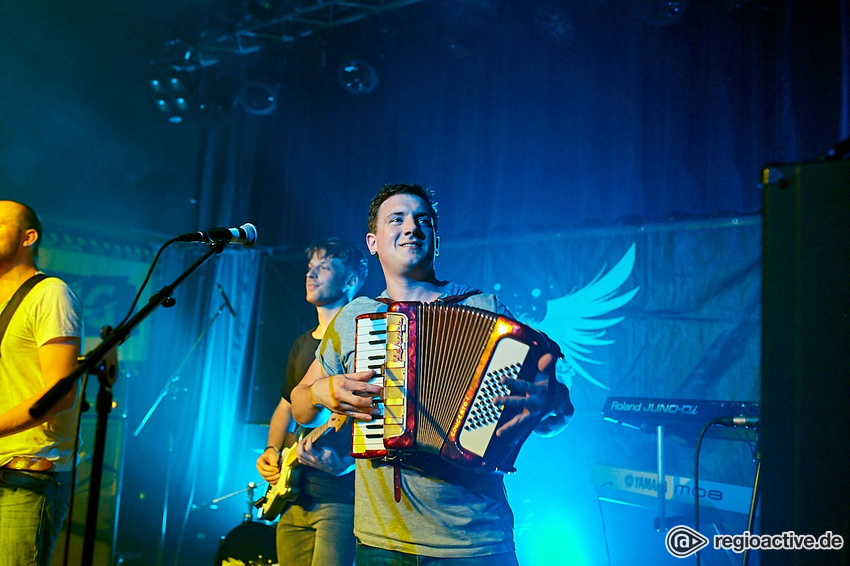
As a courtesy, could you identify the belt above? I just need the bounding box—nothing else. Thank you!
[1,456,54,472]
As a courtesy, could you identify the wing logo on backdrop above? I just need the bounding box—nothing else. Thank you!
[534,243,639,391]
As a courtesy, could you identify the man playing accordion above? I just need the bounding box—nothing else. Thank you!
[291,184,574,565]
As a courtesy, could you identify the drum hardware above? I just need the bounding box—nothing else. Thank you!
[211,482,278,566]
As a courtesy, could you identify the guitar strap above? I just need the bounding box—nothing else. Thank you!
[0,273,51,358]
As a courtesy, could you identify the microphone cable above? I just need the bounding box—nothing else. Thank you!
[693,417,760,566]
[58,372,90,566]
[693,419,713,566]
[114,238,178,329]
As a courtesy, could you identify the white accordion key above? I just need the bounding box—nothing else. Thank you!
[353,315,389,456]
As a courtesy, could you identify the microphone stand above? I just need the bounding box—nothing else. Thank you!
[29,240,228,566]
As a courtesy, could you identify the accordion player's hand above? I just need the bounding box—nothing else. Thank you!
[493,353,554,437]
[310,371,382,421]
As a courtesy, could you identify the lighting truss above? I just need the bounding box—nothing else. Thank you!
[197,0,427,64]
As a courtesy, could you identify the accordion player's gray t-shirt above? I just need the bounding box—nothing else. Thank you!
[316,282,518,558]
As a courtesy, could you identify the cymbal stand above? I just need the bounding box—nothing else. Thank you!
[133,299,231,566]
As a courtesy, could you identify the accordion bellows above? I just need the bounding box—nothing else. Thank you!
[353,301,558,472]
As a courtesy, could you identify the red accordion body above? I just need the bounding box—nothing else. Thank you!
[352,301,556,472]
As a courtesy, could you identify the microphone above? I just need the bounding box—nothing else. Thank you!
[712,416,760,427]
[217,284,237,317]
[176,223,257,247]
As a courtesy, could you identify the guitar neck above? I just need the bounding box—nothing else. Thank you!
[304,420,332,443]
[281,415,344,468]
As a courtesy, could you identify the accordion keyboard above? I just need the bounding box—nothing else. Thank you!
[352,314,391,457]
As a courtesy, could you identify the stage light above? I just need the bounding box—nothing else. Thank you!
[336,58,378,95]
[149,69,198,124]
[148,44,203,124]
[516,510,593,564]
[237,82,278,115]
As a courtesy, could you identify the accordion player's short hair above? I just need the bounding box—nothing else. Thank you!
[367,184,438,235]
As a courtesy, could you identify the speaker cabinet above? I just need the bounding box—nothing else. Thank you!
[761,160,850,566]
[51,415,125,566]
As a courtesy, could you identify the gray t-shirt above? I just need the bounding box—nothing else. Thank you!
[317,282,518,558]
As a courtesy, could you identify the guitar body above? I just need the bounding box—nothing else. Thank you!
[260,445,303,519]
[256,414,348,521]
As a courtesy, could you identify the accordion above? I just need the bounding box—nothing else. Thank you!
[352,301,559,472]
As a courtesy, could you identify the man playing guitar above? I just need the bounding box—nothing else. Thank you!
[255,238,367,566]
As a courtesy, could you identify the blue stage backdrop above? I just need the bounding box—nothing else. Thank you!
[436,215,761,565]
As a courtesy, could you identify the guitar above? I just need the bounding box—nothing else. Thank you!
[255,413,348,521]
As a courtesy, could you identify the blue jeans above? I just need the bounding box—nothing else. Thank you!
[276,501,356,566]
[354,542,519,566]
[0,470,72,566]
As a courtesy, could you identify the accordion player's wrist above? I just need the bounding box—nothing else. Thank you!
[308,381,322,407]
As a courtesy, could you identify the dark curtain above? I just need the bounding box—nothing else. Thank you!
[107,243,264,565]
[192,1,847,251]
